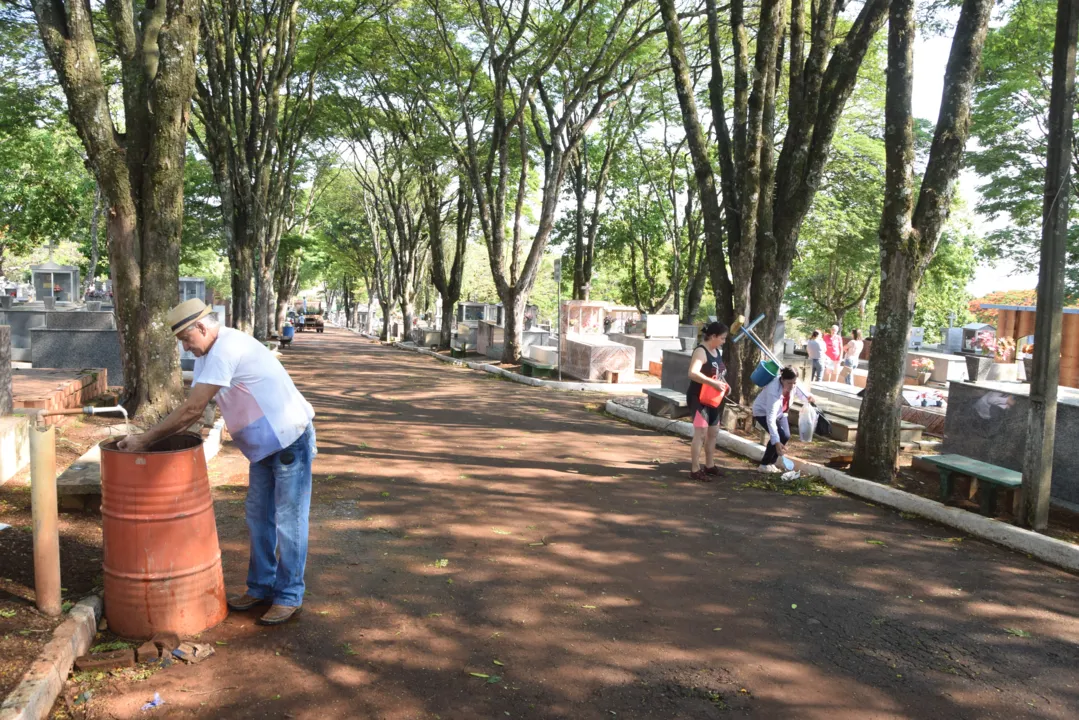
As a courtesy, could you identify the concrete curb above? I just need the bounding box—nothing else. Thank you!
[393,342,659,395]
[604,399,1079,574]
[0,595,102,720]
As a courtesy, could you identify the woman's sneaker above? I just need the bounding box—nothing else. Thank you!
[689,468,712,482]
[757,464,780,474]
[703,466,722,477]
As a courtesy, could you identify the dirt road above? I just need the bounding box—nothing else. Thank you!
[74,328,1079,719]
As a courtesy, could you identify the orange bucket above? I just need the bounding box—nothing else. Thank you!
[99,434,228,640]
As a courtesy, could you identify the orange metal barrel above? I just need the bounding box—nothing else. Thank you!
[99,434,228,640]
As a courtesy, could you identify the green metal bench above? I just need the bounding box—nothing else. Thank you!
[521,357,556,378]
[918,454,1022,517]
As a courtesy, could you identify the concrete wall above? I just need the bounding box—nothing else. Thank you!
[0,415,29,485]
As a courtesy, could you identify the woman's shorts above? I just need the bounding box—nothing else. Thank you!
[690,403,721,428]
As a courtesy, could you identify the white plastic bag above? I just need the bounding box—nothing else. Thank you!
[799,403,818,442]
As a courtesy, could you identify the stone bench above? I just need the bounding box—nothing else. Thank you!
[918,453,1022,517]
[520,356,556,378]
[788,398,924,444]
[642,387,689,419]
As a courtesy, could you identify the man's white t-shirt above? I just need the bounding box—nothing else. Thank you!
[193,327,315,462]
[807,338,826,360]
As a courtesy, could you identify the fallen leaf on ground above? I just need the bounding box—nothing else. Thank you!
[493,660,504,666]
[470,672,490,678]
[866,539,886,546]
[582,605,597,609]
[1005,627,1032,638]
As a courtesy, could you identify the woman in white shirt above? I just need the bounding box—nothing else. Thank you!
[842,329,864,386]
[751,366,813,473]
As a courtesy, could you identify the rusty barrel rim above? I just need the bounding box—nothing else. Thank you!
[99,432,204,455]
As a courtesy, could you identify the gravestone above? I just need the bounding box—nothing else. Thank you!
[661,348,693,394]
[0,326,11,414]
[31,328,123,385]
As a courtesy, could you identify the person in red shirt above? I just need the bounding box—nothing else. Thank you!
[822,324,843,382]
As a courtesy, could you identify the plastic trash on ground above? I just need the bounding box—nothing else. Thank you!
[780,470,802,483]
[780,456,795,471]
[141,692,164,711]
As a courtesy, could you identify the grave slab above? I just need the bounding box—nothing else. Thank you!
[609,333,683,372]
[943,380,1079,505]
[660,348,693,394]
[31,328,123,386]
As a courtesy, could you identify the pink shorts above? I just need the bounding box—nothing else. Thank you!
[693,408,720,429]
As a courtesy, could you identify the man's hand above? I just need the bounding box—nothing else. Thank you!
[117,434,150,453]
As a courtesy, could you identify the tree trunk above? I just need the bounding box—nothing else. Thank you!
[500,289,526,364]
[85,184,101,296]
[31,0,196,422]
[255,254,276,340]
[229,213,256,334]
[851,0,994,482]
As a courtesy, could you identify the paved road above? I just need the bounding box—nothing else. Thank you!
[85,328,1079,719]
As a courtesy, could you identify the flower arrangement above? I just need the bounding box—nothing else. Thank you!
[911,358,935,372]
[1021,343,1034,355]
[996,336,1016,363]
[970,330,997,356]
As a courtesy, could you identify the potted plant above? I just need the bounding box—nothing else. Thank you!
[911,357,935,385]
[966,330,995,382]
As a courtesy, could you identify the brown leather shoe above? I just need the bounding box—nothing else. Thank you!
[227,593,271,611]
[257,604,302,626]
[704,465,722,477]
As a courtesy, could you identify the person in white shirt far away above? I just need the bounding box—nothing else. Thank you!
[842,329,865,386]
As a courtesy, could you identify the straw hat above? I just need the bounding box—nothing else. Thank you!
[167,298,213,336]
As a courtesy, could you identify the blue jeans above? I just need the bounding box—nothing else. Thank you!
[245,424,316,606]
[842,358,858,385]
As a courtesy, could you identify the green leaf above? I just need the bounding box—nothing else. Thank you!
[469,672,490,678]
[1005,627,1032,638]
[866,539,886,546]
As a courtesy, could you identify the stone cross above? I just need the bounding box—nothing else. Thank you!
[0,326,12,415]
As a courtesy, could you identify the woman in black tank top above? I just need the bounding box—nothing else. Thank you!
[687,321,729,481]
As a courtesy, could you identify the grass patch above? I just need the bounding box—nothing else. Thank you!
[739,475,830,497]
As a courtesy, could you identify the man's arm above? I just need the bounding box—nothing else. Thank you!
[118,383,222,452]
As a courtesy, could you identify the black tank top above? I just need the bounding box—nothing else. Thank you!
[687,344,725,404]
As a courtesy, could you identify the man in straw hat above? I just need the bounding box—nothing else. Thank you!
[119,298,316,625]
